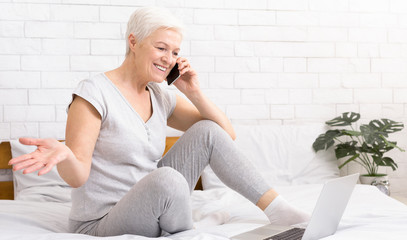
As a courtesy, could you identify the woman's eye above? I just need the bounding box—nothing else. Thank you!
[157,47,166,51]
[173,52,179,57]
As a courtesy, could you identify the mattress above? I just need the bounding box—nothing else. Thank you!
[1,184,407,240]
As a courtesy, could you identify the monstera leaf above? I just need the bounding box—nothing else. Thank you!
[369,119,404,136]
[312,130,342,152]
[371,141,394,154]
[360,124,383,145]
[361,119,404,145]
[372,156,398,171]
[325,112,360,126]
[360,142,375,154]
[334,141,358,159]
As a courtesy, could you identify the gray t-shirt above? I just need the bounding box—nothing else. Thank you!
[69,73,176,222]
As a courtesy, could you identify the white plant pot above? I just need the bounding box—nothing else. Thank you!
[359,174,388,185]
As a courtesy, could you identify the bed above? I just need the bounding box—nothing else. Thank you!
[1,125,407,240]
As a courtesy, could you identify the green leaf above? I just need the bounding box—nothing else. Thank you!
[371,141,393,154]
[369,119,404,136]
[360,142,374,154]
[360,119,404,145]
[325,112,360,126]
[372,156,398,171]
[312,130,342,152]
[335,141,358,159]
[360,124,384,145]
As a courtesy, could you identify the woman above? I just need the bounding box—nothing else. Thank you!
[9,7,308,237]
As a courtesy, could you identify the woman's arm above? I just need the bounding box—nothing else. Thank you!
[167,58,236,140]
[9,96,101,188]
[58,96,101,187]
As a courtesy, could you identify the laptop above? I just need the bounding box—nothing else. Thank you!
[231,173,359,240]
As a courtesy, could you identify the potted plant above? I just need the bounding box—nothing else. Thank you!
[312,112,404,192]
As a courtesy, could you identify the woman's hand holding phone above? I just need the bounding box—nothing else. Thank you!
[167,58,200,95]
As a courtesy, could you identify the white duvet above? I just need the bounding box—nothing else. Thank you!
[1,184,407,240]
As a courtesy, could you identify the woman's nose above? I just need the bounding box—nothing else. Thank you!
[162,53,176,66]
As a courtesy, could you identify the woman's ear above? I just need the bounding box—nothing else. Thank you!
[128,33,138,52]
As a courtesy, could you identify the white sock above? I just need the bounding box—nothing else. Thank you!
[264,195,310,226]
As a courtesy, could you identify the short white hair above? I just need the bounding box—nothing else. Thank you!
[125,7,185,56]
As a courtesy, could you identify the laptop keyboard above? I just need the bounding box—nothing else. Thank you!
[263,227,305,240]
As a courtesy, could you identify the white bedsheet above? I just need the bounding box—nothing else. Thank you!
[1,184,407,240]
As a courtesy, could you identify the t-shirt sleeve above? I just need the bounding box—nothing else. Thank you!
[68,79,106,121]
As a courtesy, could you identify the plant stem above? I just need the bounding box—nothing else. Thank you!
[335,138,344,144]
[357,156,374,175]
[361,153,374,173]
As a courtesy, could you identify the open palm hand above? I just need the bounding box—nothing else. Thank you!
[9,138,69,176]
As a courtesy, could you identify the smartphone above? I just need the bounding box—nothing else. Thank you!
[166,63,180,85]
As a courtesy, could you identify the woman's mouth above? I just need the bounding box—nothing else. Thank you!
[154,64,167,72]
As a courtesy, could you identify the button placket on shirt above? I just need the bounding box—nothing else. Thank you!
[145,125,151,142]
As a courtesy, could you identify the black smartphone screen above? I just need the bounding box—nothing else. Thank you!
[166,63,180,85]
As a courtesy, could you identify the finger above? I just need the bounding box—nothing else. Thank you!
[23,162,46,175]
[12,159,38,171]
[176,57,187,64]
[19,137,47,146]
[177,58,190,70]
[38,155,59,175]
[179,65,190,75]
[8,153,33,165]
[38,163,54,176]
[177,59,189,69]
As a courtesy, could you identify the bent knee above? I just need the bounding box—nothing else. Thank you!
[190,120,227,139]
[153,167,189,195]
[192,120,220,130]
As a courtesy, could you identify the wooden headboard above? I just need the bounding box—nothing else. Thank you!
[0,142,13,199]
[0,137,202,200]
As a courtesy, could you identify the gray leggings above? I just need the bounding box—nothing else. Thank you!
[74,120,270,237]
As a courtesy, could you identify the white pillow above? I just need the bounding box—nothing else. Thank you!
[10,140,71,202]
[201,124,339,190]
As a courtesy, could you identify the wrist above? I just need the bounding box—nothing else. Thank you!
[184,88,204,102]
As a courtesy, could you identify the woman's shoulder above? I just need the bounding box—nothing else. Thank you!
[82,73,107,84]
[76,73,109,89]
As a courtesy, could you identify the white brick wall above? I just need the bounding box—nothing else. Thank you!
[1,1,407,196]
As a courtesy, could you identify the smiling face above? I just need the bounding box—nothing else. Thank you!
[130,28,182,84]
